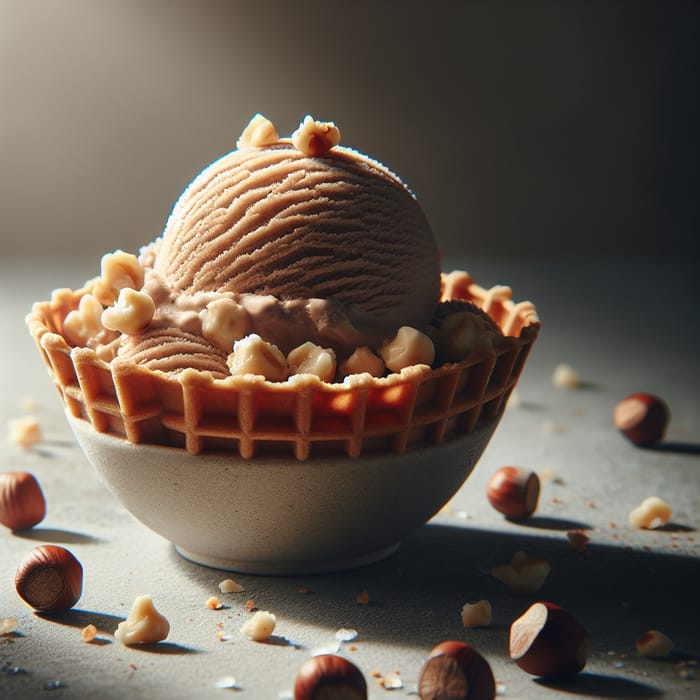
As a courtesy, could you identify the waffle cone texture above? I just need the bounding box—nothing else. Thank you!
[27,272,539,460]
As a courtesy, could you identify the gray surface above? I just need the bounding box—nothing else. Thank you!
[1,258,698,699]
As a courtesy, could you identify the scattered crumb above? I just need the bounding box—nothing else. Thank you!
[19,397,39,412]
[335,628,358,642]
[114,594,170,646]
[0,617,18,635]
[567,529,590,553]
[552,363,580,389]
[240,610,276,642]
[461,600,492,628]
[542,419,567,434]
[8,416,42,449]
[381,671,403,689]
[218,578,244,593]
[356,590,370,605]
[213,675,239,689]
[245,599,257,612]
[629,497,673,529]
[491,551,551,594]
[81,624,97,643]
[206,596,223,610]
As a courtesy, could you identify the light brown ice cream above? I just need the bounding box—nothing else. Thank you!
[152,130,440,337]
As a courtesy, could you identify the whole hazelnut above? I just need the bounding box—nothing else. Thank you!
[418,640,496,700]
[613,392,669,446]
[0,471,46,530]
[509,601,588,678]
[294,654,367,700]
[15,545,83,614]
[486,467,540,519]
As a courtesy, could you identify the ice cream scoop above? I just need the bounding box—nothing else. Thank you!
[153,117,441,338]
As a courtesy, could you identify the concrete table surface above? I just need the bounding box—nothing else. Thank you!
[1,257,698,699]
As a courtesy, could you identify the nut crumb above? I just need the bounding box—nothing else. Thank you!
[240,610,276,642]
[491,551,550,594]
[245,599,256,612]
[0,616,18,635]
[206,596,222,610]
[81,624,97,642]
[381,671,403,689]
[629,497,672,529]
[292,115,341,156]
[461,599,492,628]
[356,590,370,605]
[8,416,42,449]
[218,578,244,594]
[552,363,580,389]
[567,529,590,552]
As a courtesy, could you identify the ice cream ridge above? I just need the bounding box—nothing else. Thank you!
[28,114,540,459]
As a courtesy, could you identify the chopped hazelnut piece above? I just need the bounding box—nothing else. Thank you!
[200,298,251,350]
[356,590,370,605]
[8,416,42,450]
[218,578,244,593]
[552,363,580,389]
[206,596,222,610]
[236,113,279,149]
[339,346,385,378]
[102,288,155,335]
[0,616,18,635]
[63,293,105,347]
[93,250,144,306]
[492,551,550,594]
[629,496,672,529]
[288,341,336,382]
[567,529,590,553]
[81,624,98,642]
[240,610,276,641]
[114,594,170,646]
[292,115,341,157]
[380,326,435,372]
[227,334,288,381]
[461,599,492,628]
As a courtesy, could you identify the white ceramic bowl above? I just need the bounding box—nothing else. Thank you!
[68,412,500,574]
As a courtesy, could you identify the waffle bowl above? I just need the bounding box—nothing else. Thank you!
[27,271,539,574]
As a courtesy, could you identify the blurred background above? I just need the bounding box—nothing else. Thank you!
[1,0,698,263]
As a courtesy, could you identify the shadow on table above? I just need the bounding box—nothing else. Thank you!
[171,520,700,665]
[537,672,662,697]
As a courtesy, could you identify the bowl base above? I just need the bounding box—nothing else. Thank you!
[174,541,401,575]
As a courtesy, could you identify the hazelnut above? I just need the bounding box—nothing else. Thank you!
[486,467,540,518]
[635,629,674,658]
[294,654,367,700]
[509,601,588,678]
[613,392,669,446]
[15,545,83,614]
[0,471,46,530]
[418,640,496,700]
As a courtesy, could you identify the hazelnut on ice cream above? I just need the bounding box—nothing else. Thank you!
[27,114,539,460]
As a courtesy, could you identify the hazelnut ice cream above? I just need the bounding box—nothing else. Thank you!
[27,114,539,461]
